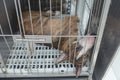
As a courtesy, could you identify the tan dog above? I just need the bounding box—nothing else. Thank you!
[22,11,93,77]
[22,11,79,48]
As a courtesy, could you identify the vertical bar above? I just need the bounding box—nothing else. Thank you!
[73,38,78,71]
[86,0,97,34]
[78,0,94,75]
[57,0,62,73]
[16,41,22,74]
[27,0,34,58]
[0,52,6,73]
[14,0,22,36]
[89,0,111,79]
[43,46,46,74]
[76,0,86,35]
[58,0,63,50]
[49,0,54,74]
[39,0,43,35]
[97,0,103,15]
[50,0,53,48]
[12,47,16,73]
[27,41,32,73]
[36,46,39,73]
[75,0,78,16]
[3,0,13,34]
[27,0,34,35]
[68,0,72,72]
[0,25,11,51]
[0,25,12,73]
[94,0,102,27]
[18,0,25,35]
[25,41,30,73]
[2,0,14,46]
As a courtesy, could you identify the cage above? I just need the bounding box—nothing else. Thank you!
[0,0,111,79]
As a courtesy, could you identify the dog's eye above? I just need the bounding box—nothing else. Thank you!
[76,45,83,52]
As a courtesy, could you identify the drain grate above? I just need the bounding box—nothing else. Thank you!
[6,41,88,74]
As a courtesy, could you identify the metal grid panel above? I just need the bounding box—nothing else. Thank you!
[5,41,88,74]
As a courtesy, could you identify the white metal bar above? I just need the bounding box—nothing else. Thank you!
[38,0,43,35]
[18,0,33,72]
[0,35,98,38]
[14,0,22,36]
[11,48,16,73]
[58,0,63,49]
[0,52,6,73]
[0,72,89,77]
[18,0,25,35]
[25,42,30,74]
[27,0,34,56]
[49,0,54,74]
[86,0,94,34]
[68,0,72,73]
[85,0,91,10]
[95,0,102,25]
[27,41,32,73]
[87,0,102,70]
[36,46,39,73]
[50,0,53,48]
[89,0,111,79]
[94,0,100,18]
[0,25,11,51]
[57,0,63,74]
[3,0,13,34]
[97,0,103,15]
[42,46,45,74]
[27,0,34,35]
[80,0,86,35]
[15,42,22,74]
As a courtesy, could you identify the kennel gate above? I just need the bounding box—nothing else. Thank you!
[0,0,111,79]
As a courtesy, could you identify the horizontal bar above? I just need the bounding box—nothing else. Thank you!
[0,35,98,37]
[0,72,89,77]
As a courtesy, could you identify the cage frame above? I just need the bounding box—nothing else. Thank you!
[0,0,111,79]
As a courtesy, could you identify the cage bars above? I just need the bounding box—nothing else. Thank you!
[0,25,11,51]
[3,0,13,35]
[68,0,72,73]
[49,0,53,48]
[38,0,43,35]
[0,0,108,78]
[18,0,26,35]
[0,53,6,73]
[27,0,34,35]
[57,0,63,50]
[14,0,22,36]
